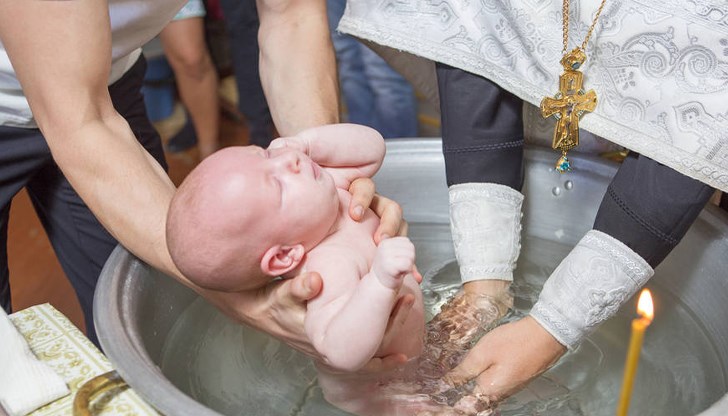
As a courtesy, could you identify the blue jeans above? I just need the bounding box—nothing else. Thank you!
[327,0,418,138]
[219,0,274,147]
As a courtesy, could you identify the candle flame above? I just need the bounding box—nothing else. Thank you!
[637,289,654,322]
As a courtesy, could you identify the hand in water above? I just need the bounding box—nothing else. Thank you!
[444,316,567,402]
[356,286,512,415]
[429,280,513,342]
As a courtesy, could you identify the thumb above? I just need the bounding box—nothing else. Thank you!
[268,137,288,149]
[445,360,485,388]
[444,340,494,387]
[286,272,323,302]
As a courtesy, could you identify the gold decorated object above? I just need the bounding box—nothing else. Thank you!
[8,304,158,416]
[541,0,608,172]
[73,371,127,416]
[540,48,597,172]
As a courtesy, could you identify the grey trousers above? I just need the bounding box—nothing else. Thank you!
[436,62,713,268]
[0,57,167,346]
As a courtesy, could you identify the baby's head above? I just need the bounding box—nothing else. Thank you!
[167,145,340,291]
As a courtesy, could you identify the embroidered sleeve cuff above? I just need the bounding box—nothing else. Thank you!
[449,183,524,283]
[529,229,654,349]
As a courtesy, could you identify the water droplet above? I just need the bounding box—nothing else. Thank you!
[564,180,574,190]
[552,186,562,196]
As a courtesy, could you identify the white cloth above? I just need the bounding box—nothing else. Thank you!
[0,309,69,416]
[449,183,524,282]
[339,0,728,193]
[0,0,186,128]
[530,230,654,349]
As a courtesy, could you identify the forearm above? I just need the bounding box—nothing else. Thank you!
[307,275,397,372]
[301,124,386,174]
[50,115,183,279]
[257,0,338,135]
[0,1,188,285]
[593,152,713,267]
[533,153,712,349]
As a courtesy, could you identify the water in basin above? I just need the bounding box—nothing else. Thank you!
[160,223,726,416]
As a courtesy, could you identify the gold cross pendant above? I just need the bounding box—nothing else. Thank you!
[540,48,597,173]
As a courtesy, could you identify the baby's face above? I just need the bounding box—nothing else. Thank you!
[238,145,339,244]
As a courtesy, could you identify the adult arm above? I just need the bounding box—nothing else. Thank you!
[446,153,713,401]
[0,0,409,361]
[256,0,407,244]
[0,1,180,279]
[0,1,322,355]
[270,123,387,187]
[256,0,339,135]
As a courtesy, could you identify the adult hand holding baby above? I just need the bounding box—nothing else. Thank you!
[444,316,566,402]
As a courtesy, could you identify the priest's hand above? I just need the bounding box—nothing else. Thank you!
[444,316,567,401]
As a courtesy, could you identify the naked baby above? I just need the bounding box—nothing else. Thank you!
[166,123,497,415]
[166,124,427,413]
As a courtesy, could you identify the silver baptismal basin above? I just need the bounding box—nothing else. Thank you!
[94,139,728,416]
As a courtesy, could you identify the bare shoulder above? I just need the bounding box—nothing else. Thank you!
[306,240,368,283]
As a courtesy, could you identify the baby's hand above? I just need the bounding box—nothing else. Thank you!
[372,236,415,290]
[268,136,309,155]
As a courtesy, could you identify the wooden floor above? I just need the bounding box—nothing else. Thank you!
[8,92,250,334]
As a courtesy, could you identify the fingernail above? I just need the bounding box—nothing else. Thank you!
[353,205,364,218]
[380,233,390,240]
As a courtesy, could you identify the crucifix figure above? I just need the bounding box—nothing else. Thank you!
[540,48,598,172]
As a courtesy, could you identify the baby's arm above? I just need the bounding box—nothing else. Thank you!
[269,123,386,188]
[305,237,415,372]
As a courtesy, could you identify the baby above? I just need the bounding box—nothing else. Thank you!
[166,123,427,414]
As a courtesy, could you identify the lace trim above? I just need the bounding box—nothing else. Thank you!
[581,230,653,283]
[449,183,524,207]
[530,230,654,349]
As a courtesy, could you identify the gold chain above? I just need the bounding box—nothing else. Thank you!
[562,0,608,53]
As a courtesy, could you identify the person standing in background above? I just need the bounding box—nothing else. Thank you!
[218,0,276,148]
[160,0,221,159]
[327,0,418,139]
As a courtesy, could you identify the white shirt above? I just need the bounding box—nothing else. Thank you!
[0,0,186,128]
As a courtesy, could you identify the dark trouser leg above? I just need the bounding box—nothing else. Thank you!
[0,205,8,314]
[24,57,167,346]
[594,152,714,268]
[219,0,274,147]
[436,63,524,190]
[0,125,56,316]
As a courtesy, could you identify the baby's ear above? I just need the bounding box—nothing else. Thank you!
[260,244,305,276]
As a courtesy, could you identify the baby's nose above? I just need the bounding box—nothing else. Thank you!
[275,150,301,173]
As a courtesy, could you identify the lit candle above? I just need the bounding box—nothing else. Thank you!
[616,289,654,416]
